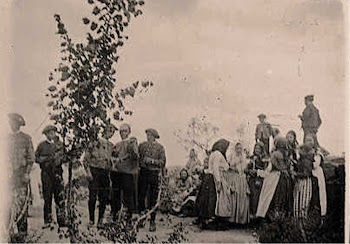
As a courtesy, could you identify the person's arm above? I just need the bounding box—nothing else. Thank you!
[151,145,166,168]
[26,137,35,174]
[255,125,260,141]
[35,143,50,164]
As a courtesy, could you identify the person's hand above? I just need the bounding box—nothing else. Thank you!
[86,168,93,182]
[144,157,154,165]
[216,182,222,193]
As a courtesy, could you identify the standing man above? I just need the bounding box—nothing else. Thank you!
[8,113,35,241]
[35,125,67,228]
[299,95,322,147]
[255,114,274,155]
[83,124,116,227]
[138,129,166,232]
[110,124,139,222]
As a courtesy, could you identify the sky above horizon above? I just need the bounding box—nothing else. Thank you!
[1,0,347,166]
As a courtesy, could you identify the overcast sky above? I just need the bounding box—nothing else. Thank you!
[1,0,347,166]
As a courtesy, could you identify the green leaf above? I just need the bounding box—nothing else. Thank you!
[88,0,94,4]
[47,101,54,107]
[139,0,145,5]
[48,85,57,92]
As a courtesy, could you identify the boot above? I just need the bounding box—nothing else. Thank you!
[149,220,156,232]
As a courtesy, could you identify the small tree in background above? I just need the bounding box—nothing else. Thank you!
[174,117,220,160]
[46,0,151,242]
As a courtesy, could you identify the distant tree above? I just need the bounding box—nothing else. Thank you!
[47,0,150,242]
[174,117,220,159]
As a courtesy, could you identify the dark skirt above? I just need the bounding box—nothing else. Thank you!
[266,172,293,219]
[195,173,217,218]
[248,176,264,216]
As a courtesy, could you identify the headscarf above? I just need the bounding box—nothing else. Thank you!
[211,139,230,160]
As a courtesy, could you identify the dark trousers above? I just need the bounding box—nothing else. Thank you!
[110,172,135,217]
[303,129,319,148]
[138,169,160,221]
[41,169,66,225]
[88,167,110,223]
[261,138,270,155]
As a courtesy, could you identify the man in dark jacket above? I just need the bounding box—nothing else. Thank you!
[138,128,166,232]
[299,95,322,147]
[35,125,66,228]
[255,114,274,155]
[110,124,139,222]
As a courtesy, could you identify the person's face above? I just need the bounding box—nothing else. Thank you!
[254,145,262,155]
[9,120,20,133]
[305,99,312,106]
[46,130,56,141]
[105,127,115,139]
[235,144,243,154]
[305,135,315,148]
[180,171,188,180]
[286,133,295,144]
[259,117,265,123]
[119,125,130,140]
[147,133,155,142]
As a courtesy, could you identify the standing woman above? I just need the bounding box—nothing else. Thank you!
[286,130,299,162]
[256,137,293,220]
[226,142,250,224]
[210,139,231,223]
[293,134,326,239]
[247,142,268,218]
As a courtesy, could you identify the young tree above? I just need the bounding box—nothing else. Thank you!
[47,0,150,242]
[174,117,220,159]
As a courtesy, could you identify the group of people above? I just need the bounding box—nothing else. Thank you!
[7,94,325,240]
[7,115,166,241]
[191,95,326,238]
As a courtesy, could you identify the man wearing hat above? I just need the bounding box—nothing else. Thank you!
[138,128,166,232]
[255,114,274,155]
[8,113,35,240]
[83,123,116,227]
[35,125,67,228]
[110,123,139,223]
[299,95,322,147]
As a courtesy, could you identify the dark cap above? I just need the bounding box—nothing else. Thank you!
[42,125,57,135]
[8,113,25,126]
[145,128,160,139]
[258,113,266,119]
[304,95,314,101]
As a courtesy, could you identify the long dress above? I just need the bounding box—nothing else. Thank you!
[247,154,268,216]
[256,150,293,219]
[195,171,217,219]
[208,150,230,217]
[293,146,326,234]
[225,145,250,224]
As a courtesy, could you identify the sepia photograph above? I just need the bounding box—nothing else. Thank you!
[0,0,348,243]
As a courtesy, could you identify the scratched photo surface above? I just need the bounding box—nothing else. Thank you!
[0,0,347,243]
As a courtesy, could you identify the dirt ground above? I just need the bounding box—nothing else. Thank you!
[26,203,258,243]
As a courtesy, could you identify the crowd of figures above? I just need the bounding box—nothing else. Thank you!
[168,95,328,241]
[7,94,329,242]
[7,115,167,242]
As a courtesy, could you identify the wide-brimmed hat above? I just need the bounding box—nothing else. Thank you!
[42,125,57,135]
[145,128,160,139]
[258,113,266,119]
[304,94,314,101]
[8,113,25,126]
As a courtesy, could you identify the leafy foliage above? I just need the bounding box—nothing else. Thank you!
[48,0,151,242]
[174,117,220,159]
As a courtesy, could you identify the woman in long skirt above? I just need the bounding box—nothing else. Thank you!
[225,142,250,224]
[293,134,326,240]
[256,137,293,220]
[247,142,269,218]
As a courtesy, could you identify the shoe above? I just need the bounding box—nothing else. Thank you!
[88,220,94,227]
[97,219,104,229]
[42,223,52,229]
[149,221,156,232]
[192,218,200,225]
